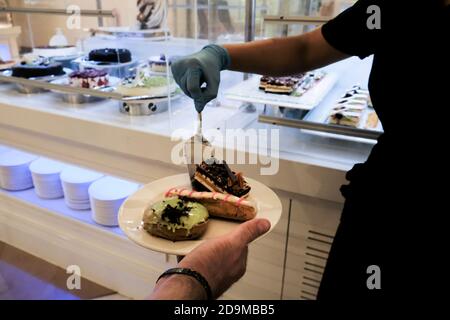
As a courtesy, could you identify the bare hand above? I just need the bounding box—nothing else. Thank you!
[178,218,271,298]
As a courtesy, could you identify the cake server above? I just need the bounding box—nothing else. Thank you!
[184,112,213,182]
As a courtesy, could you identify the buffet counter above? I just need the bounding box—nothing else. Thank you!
[0,56,374,202]
[0,56,374,300]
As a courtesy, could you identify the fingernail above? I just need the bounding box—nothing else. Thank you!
[258,219,271,234]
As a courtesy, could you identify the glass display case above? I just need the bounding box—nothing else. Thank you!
[0,0,378,167]
[0,0,378,176]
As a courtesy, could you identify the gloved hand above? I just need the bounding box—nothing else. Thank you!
[171,44,231,113]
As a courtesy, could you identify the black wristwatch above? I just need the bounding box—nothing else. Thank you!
[157,267,213,300]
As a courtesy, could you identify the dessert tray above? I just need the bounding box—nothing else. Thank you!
[119,90,182,116]
[50,76,121,104]
[1,68,72,94]
[304,85,383,144]
[118,174,282,256]
[225,71,338,110]
[0,68,182,113]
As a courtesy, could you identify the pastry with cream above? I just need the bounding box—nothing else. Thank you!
[165,188,257,221]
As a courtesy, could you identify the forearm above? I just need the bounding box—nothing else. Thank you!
[148,274,207,300]
[223,27,348,76]
[224,36,307,76]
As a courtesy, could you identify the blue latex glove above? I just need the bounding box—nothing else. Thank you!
[171,44,231,113]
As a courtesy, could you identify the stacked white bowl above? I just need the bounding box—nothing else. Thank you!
[89,176,140,226]
[0,145,11,155]
[0,150,38,191]
[60,166,103,210]
[29,158,67,199]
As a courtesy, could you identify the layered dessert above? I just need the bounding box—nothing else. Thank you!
[192,158,251,198]
[88,48,132,64]
[12,56,64,78]
[149,54,171,73]
[259,74,304,94]
[327,85,375,128]
[69,69,109,88]
[32,45,78,58]
[143,197,209,241]
[328,111,362,127]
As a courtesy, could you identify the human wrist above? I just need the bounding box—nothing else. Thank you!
[151,273,207,300]
[202,44,231,70]
[178,260,219,298]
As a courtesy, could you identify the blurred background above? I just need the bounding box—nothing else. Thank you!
[1,0,357,52]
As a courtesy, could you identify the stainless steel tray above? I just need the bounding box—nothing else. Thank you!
[0,71,182,116]
[15,83,47,94]
[1,69,70,94]
[119,93,181,116]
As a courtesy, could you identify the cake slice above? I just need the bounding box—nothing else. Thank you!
[192,158,251,198]
[329,111,361,127]
[259,74,305,94]
[69,69,109,88]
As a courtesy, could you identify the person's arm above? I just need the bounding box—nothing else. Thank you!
[171,27,348,112]
[148,218,271,300]
[223,27,349,76]
[171,0,384,112]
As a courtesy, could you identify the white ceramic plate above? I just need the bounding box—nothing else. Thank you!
[118,174,283,256]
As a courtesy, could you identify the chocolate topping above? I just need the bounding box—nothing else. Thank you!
[260,74,305,87]
[88,48,132,63]
[161,202,191,225]
[12,62,64,78]
[195,158,251,197]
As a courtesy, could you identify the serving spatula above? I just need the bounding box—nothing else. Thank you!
[184,112,214,182]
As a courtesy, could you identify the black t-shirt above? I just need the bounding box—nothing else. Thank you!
[321,1,449,203]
